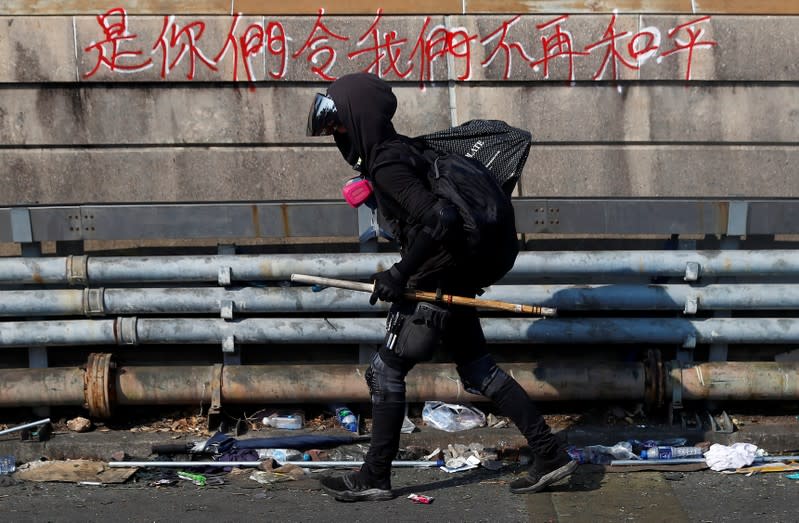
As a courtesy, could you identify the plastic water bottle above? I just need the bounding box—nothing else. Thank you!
[257,448,303,462]
[334,406,359,433]
[262,412,304,430]
[0,455,15,475]
[568,442,638,464]
[640,446,704,459]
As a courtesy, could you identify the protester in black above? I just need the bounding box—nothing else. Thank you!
[307,72,576,501]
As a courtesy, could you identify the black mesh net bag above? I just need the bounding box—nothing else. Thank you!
[415,119,533,194]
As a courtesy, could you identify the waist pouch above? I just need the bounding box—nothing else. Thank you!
[389,301,451,362]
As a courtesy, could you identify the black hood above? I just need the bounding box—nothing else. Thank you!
[327,73,398,175]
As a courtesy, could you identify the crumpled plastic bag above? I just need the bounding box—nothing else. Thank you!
[422,401,486,432]
[704,443,759,471]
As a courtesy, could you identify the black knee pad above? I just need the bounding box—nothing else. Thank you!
[365,352,408,404]
[456,354,511,397]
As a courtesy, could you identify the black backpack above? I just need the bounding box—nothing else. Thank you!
[413,120,533,287]
[416,119,533,196]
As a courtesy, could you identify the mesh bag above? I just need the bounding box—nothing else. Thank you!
[415,119,533,194]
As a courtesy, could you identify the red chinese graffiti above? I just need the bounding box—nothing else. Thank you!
[480,15,533,81]
[83,7,153,77]
[291,9,349,81]
[583,13,638,81]
[659,16,717,81]
[152,16,216,80]
[82,8,718,84]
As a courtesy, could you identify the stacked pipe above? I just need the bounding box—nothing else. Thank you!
[2,251,799,415]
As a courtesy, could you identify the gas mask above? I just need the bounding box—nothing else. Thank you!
[342,176,376,209]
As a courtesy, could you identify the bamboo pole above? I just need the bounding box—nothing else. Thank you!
[290,274,557,316]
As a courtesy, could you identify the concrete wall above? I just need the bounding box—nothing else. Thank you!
[1,5,798,206]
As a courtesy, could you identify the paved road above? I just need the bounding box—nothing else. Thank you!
[1,462,796,522]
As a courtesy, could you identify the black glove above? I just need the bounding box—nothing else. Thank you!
[369,265,408,305]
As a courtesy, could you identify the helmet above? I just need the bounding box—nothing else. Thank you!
[306,92,340,136]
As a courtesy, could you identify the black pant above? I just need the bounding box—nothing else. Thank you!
[361,299,558,485]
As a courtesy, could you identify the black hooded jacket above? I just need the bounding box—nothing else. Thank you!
[327,73,463,289]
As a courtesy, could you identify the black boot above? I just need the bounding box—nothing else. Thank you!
[486,371,560,456]
[319,470,394,502]
[478,367,576,493]
[319,401,405,502]
[509,448,577,494]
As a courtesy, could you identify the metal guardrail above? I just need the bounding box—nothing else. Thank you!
[3,198,799,417]
[1,198,795,243]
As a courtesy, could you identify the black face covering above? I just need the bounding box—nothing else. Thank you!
[326,73,398,176]
[334,130,361,171]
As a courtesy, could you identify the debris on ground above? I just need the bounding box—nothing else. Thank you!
[249,463,307,484]
[66,416,92,433]
[14,459,136,484]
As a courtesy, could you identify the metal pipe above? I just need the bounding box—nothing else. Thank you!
[0,362,646,406]
[0,418,51,436]
[108,460,444,468]
[5,250,799,285]
[3,361,799,410]
[281,460,444,468]
[668,361,799,401]
[611,458,706,465]
[0,368,85,406]
[8,317,799,347]
[4,283,799,317]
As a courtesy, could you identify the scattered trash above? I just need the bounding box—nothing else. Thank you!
[257,448,304,463]
[149,478,179,487]
[184,431,368,457]
[331,405,359,433]
[568,441,639,464]
[0,456,16,475]
[0,418,51,437]
[422,401,485,432]
[401,415,417,434]
[704,443,759,471]
[328,443,368,462]
[408,493,434,504]
[177,471,207,486]
[262,411,305,430]
[15,459,136,484]
[734,462,799,476]
[440,454,481,473]
[110,451,128,462]
[486,413,508,429]
[66,416,92,433]
[249,464,306,484]
[629,438,688,449]
[786,473,799,480]
[640,446,704,460]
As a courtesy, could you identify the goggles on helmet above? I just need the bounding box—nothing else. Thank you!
[306,92,340,136]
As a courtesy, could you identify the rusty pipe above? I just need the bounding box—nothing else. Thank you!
[3,360,799,414]
[0,361,646,409]
[668,361,799,401]
[116,362,645,404]
[0,367,85,406]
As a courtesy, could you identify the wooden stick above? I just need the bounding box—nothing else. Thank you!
[290,273,557,316]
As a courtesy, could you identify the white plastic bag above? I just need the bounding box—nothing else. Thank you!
[704,443,759,471]
[422,401,486,432]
